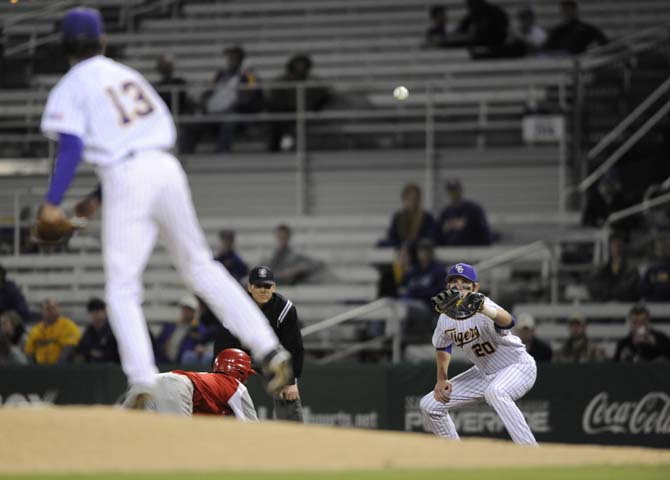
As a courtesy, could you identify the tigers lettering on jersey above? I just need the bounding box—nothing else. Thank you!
[445,326,481,347]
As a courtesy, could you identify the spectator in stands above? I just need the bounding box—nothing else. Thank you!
[398,239,446,342]
[399,239,446,307]
[0,310,29,364]
[451,0,509,55]
[0,264,31,322]
[543,0,608,55]
[156,295,215,365]
[587,233,640,302]
[377,242,412,298]
[214,229,248,284]
[581,170,630,229]
[154,55,192,115]
[510,8,547,55]
[555,315,606,363]
[614,305,670,362]
[436,179,491,246]
[24,298,81,365]
[640,234,670,302]
[384,183,436,250]
[266,53,332,152]
[515,313,553,362]
[263,224,330,285]
[182,45,263,153]
[73,298,120,364]
[424,5,451,48]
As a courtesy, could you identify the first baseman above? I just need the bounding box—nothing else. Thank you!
[420,263,538,445]
[37,8,291,404]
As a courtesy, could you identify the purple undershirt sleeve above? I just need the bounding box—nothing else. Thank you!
[45,133,84,205]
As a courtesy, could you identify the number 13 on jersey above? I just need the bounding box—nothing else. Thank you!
[106,80,155,126]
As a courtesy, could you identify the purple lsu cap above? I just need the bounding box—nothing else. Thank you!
[62,7,104,40]
[447,263,477,283]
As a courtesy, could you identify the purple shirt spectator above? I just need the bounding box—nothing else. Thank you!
[436,179,491,246]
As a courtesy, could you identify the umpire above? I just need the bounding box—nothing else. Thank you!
[213,265,304,421]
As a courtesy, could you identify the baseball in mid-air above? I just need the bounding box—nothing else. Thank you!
[393,85,409,101]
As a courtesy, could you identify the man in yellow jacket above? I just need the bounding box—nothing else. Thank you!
[25,298,81,364]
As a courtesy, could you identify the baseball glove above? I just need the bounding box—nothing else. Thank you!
[31,216,87,245]
[445,292,486,320]
[431,287,462,314]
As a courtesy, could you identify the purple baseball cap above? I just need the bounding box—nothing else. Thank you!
[62,7,104,40]
[447,263,478,283]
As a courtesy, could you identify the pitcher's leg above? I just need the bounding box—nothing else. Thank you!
[154,158,279,358]
[102,173,159,389]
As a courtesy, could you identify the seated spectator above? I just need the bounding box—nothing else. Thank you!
[515,313,553,362]
[398,240,446,342]
[512,7,547,54]
[0,310,28,364]
[581,170,635,230]
[640,234,670,301]
[156,295,215,365]
[587,233,640,302]
[73,298,120,364]
[614,305,670,362]
[383,183,436,249]
[436,179,491,246]
[0,264,30,322]
[266,53,331,152]
[263,224,330,285]
[424,5,451,48]
[214,229,248,284]
[555,315,606,363]
[399,239,446,307]
[543,0,607,55]
[181,45,263,153]
[452,0,509,51]
[377,242,412,298]
[154,55,192,115]
[24,298,81,364]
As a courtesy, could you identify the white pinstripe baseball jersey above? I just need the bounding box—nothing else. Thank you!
[41,55,175,166]
[432,298,533,374]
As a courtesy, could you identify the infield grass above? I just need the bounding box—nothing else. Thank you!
[4,466,670,480]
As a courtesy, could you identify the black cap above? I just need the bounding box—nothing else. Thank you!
[249,265,275,284]
[86,297,106,312]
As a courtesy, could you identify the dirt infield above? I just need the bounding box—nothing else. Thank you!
[1,406,669,474]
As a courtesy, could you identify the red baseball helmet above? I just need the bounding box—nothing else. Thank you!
[213,348,257,383]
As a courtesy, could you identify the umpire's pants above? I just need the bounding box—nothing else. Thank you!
[273,396,304,422]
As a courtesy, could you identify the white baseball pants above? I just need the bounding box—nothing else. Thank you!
[420,362,538,445]
[98,151,279,388]
[123,372,194,415]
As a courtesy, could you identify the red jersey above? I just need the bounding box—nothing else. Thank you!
[172,370,244,416]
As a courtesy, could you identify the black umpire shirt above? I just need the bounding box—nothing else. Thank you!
[213,292,304,385]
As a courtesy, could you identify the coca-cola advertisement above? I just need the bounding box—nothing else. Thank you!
[513,364,670,447]
[582,392,670,436]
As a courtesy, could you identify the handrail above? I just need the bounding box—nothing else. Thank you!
[3,0,178,57]
[5,32,60,58]
[578,99,670,193]
[300,297,392,338]
[578,22,670,70]
[473,240,548,273]
[585,77,670,162]
[2,0,75,29]
[606,191,670,226]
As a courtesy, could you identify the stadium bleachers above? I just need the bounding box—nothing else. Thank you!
[1,0,668,361]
